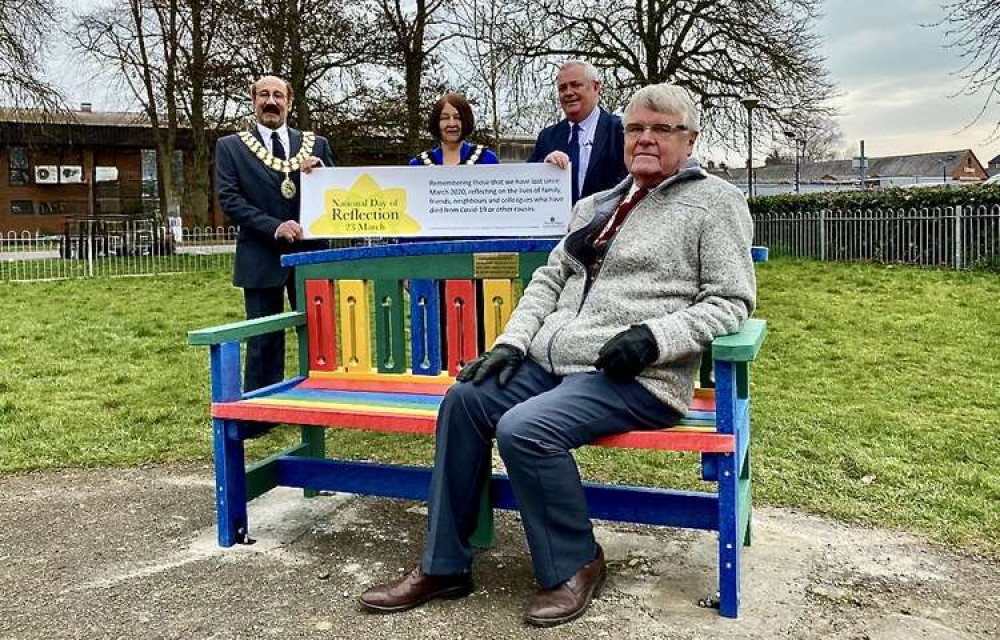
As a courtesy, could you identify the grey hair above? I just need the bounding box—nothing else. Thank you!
[624,84,700,133]
[558,60,601,84]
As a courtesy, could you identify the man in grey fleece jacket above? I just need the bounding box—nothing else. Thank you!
[361,84,757,627]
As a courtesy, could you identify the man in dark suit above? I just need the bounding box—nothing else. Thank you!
[215,75,335,392]
[528,61,627,204]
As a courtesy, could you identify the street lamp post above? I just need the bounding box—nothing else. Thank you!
[783,131,800,193]
[784,131,807,194]
[940,155,956,185]
[741,97,760,198]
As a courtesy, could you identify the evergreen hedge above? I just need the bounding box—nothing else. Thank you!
[750,183,1000,215]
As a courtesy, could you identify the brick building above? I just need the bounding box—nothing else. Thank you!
[0,105,211,235]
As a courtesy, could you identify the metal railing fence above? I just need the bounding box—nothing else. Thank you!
[752,204,1000,269]
[1,222,238,282]
[11,204,997,282]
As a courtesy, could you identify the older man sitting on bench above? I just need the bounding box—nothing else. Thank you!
[360,82,757,628]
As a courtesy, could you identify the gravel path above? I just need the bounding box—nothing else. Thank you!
[1,464,997,639]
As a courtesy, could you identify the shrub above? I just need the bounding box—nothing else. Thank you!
[751,184,1000,215]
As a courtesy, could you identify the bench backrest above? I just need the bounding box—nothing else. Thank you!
[283,239,558,378]
[283,240,768,381]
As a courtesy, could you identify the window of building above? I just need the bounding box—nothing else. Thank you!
[95,166,119,182]
[11,200,34,215]
[38,201,62,215]
[141,149,157,194]
[9,147,30,185]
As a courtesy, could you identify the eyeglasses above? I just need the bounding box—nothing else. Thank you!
[625,123,689,139]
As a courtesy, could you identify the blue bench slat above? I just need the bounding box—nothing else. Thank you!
[273,457,720,531]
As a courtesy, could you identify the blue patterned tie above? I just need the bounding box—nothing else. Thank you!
[568,123,581,203]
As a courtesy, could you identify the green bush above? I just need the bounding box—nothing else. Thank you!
[751,183,1000,215]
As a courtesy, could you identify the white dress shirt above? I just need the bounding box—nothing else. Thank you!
[567,106,601,191]
[257,123,290,157]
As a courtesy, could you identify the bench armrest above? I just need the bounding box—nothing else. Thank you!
[711,318,767,362]
[188,311,306,346]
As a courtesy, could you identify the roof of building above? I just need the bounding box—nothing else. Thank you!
[0,107,189,129]
[729,149,983,184]
[0,106,202,148]
[989,154,1000,166]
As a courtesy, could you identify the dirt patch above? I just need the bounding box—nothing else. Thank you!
[0,464,997,639]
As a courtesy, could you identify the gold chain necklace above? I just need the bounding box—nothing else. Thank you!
[238,130,316,199]
[419,144,485,166]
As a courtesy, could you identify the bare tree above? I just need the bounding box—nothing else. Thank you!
[800,116,848,161]
[939,0,1000,137]
[443,0,554,140]
[176,0,233,224]
[512,0,836,148]
[74,0,184,222]
[0,0,63,109]
[220,0,385,129]
[377,0,458,152]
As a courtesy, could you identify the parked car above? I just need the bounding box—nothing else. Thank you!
[985,173,1000,185]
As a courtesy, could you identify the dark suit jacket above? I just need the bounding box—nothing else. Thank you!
[215,127,335,289]
[527,108,627,201]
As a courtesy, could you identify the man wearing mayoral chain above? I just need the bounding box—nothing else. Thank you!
[215,75,335,394]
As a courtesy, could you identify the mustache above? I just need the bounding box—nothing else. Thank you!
[263,104,280,115]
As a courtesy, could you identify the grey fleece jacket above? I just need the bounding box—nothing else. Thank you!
[494,157,756,414]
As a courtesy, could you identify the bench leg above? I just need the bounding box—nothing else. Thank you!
[742,451,753,547]
[717,450,741,618]
[469,466,495,549]
[213,418,250,547]
[301,425,326,499]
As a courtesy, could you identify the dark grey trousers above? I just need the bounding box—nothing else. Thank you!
[242,278,296,392]
[422,358,681,588]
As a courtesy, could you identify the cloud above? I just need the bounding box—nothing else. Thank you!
[820,0,1000,163]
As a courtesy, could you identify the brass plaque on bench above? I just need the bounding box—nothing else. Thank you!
[473,252,519,278]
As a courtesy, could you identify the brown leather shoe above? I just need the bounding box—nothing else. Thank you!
[525,545,606,627]
[360,566,473,613]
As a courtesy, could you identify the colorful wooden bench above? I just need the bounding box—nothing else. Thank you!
[188,239,768,618]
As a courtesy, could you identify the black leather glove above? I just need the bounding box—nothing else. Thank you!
[456,344,524,386]
[595,325,659,380]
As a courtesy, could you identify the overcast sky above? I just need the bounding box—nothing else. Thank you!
[51,0,1000,167]
[813,0,1000,164]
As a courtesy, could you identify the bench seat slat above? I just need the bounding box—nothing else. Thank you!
[214,403,439,433]
[305,373,716,404]
[213,400,733,453]
[234,384,715,427]
[298,377,454,396]
[308,370,455,384]
[212,378,734,453]
[246,398,440,416]
[266,388,445,406]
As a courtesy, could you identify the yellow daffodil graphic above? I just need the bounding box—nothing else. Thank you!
[310,174,422,236]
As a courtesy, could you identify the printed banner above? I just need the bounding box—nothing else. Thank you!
[299,163,571,238]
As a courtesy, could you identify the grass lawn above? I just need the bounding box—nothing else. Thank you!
[0,260,997,556]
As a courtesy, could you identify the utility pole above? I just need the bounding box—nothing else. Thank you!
[741,97,760,198]
[860,140,866,185]
[853,140,868,188]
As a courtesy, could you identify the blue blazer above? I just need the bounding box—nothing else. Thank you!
[215,127,335,289]
[527,108,627,202]
[408,141,500,166]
